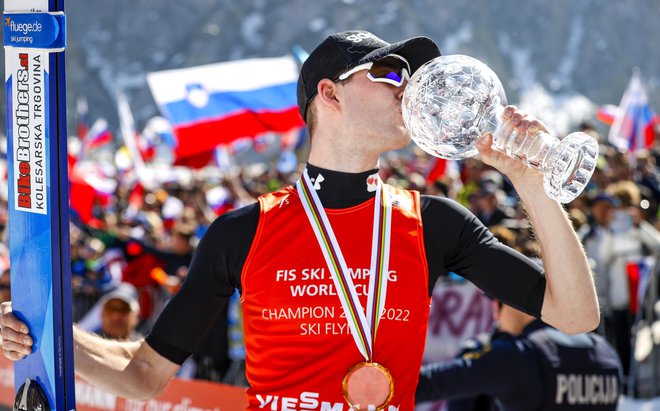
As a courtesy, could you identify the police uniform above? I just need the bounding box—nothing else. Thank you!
[416,320,622,411]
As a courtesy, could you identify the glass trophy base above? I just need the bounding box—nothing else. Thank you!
[543,132,599,204]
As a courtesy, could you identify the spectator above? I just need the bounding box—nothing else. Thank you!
[98,283,142,341]
[474,183,512,227]
[78,283,142,342]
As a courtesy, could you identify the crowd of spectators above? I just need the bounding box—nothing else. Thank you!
[0,120,660,394]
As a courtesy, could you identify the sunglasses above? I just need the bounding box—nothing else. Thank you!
[336,54,411,87]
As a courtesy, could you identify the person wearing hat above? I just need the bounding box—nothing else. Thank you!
[1,30,598,409]
[473,182,512,227]
[76,282,143,342]
[98,283,142,341]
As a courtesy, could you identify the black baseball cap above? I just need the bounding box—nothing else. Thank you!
[297,30,441,120]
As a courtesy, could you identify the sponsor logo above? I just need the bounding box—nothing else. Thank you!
[312,173,325,191]
[12,51,47,214]
[5,18,43,35]
[366,174,378,192]
[389,192,412,211]
[345,32,379,44]
[257,391,400,411]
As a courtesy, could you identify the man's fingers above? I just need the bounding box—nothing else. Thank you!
[517,119,531,133]
[0,312,29,335]
[0,302,29,335]
[1,337,32,356]
[0,300,33,362]
[501,105,515,120]
[527,119,546,135]
[0,302,12,318]
[1,325,32,346]
[477,133,494,151]
[3,348,28,361]
[1,312,33,361]
[509,111,527,127]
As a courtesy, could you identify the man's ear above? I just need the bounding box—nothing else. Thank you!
[316,79,342,113]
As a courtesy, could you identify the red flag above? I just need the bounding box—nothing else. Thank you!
[69,164,117,225]
[128,182,144,212]
[426,157,447,184]
[69,175,96,224]
[596,104,619,126]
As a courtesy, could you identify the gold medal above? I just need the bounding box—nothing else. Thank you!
[342,362,394,410]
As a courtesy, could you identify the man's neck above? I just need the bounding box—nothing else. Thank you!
[306,136,380,173]
[304,163,379,209]
[498,316,536,336]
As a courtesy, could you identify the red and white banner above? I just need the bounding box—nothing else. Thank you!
[0,355,247,411]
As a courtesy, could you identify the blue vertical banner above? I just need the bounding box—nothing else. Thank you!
[4,0,75,410]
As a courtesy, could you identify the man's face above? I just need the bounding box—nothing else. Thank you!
[337,62,411,151]
[101,298,138,340]
[591,201,615,227]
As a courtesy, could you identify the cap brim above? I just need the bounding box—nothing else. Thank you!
[356,36,441,74]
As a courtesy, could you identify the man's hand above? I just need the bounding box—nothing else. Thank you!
[476,105,548,192]
[0,302,33,361]
[476,110,599,334]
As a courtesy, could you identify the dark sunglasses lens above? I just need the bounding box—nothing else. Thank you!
[384,71,404,82]
[369,57,408,82]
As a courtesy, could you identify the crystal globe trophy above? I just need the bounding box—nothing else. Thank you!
[402,54,598,203]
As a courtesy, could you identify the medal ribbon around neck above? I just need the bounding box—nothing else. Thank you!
[296,169,392,362]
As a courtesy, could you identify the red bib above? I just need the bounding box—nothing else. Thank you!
[242,185,429,411]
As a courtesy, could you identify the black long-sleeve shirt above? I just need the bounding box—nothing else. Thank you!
[146,164,546,364]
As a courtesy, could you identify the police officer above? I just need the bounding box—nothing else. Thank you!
[416,301,622,411]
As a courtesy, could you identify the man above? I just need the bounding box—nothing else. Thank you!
[1,30,598,410]
[473,182,512,227]
[416,301,622,411]
[97,283,142,341]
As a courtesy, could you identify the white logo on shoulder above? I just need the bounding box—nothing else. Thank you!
[345,32,379,43]
[366,174,379,193]
[390,192,412,211]
[312,173,325,190]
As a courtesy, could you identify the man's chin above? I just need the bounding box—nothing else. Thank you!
[389,137,411,152]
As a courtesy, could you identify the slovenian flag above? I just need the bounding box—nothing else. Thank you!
[147,56,304,166]
[608,71,658,153]
[83,118,113,151]
[596,104,619,126]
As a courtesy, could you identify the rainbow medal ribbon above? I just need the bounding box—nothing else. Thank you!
[296,169,394,410]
